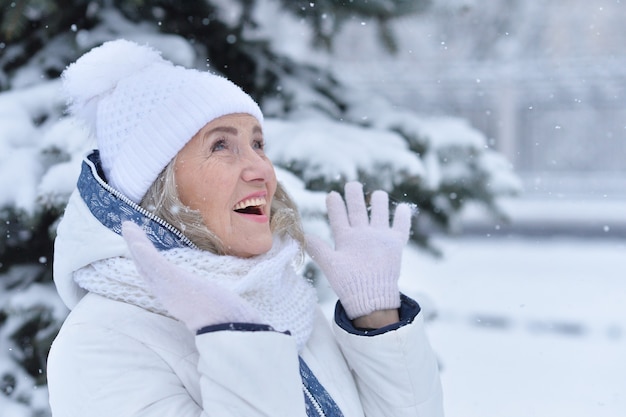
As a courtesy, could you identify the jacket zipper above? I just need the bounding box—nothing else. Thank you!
[303,383,326,417]
[85,156,198,250]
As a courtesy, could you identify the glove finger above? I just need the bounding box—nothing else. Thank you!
[344,181,369,227]
[326,191,350,235]
[370,190,390,229]
[131,245,260,328]
[392,203,413,243]
[194,283,262,326]
[122,221,152,251]
[122,223,261,329]
[123,222,198,307]
[123,225,181,289]
[149,262,260,329]
[122,222,164,280]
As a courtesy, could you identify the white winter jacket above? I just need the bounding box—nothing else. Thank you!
[47,152,444,417]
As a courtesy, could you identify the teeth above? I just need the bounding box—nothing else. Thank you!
[234,197,266,211]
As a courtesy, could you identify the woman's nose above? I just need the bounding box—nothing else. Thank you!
[240,146,273,182]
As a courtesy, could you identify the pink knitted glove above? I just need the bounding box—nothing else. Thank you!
[305,182,412,320]
[122,221,263,332]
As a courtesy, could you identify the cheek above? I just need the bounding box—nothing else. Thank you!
[175,159,197,207]
[176,172,205,211]
[189,173,235,227]
[267,164,278,194]
[189,178,225,215]
[176,160,227,211]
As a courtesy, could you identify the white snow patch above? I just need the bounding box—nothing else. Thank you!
[265,117,425,188]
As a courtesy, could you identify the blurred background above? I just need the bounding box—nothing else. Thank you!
[0,1,624,416]
[333,0,626,237]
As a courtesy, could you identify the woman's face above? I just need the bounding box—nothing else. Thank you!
[175,113,277,258]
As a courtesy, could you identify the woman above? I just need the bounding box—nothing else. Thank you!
[47,39,443,417]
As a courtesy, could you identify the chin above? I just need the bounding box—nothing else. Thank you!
[252,237,274,256]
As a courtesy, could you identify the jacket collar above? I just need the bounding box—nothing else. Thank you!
[78,150,196,251]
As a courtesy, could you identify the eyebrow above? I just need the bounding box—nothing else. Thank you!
[204,126,237,137]
[202,125,263,139]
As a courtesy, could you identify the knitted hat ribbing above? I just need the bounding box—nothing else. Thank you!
[62,39,263,203]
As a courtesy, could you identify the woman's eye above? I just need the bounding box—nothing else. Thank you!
[253,139,265,151]
[211,139,227,152]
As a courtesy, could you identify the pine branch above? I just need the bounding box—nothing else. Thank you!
[1,0,28,42]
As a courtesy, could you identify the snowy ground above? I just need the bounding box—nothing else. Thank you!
[396,235,626,417]
[314,193,626,417]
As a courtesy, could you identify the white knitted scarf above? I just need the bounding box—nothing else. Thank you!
[73,237,318,351]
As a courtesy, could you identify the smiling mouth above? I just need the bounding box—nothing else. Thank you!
[233,197,266,215]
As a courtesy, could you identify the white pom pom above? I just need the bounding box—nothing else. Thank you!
[62,39,169,132]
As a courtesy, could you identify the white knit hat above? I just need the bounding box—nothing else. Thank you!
[62,39,264,203]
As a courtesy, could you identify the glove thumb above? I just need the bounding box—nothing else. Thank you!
[122,221,166,282]
[304,234,335,269]
[122,221,187,303]
[122,221,264,331]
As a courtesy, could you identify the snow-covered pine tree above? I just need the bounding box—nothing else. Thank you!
[0,1,520,415]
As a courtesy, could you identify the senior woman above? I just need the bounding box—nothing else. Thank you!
[47,39,443,417]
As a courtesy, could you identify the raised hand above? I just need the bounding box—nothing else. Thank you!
[305,182,412,321]
[122,221,262,332]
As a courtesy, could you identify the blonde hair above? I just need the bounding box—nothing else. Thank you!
[140,155,305,255]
